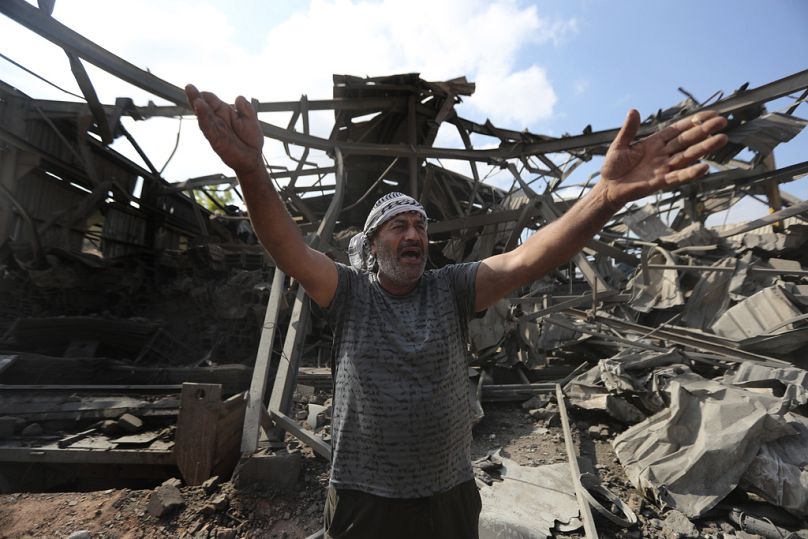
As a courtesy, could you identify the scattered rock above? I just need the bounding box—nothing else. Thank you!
[528,403,559,423]
[662,509,699,538]
[521,395,549,409]
[201,475,221,494]
[117,413,143,433]
[208,493,228,511]
[147,484,185,517]
[307,404,327,430]
[235,452,302,490]
[67,531,92,539]
[98,420,121,436]
[215,529,237,539]
[162,477,183,488]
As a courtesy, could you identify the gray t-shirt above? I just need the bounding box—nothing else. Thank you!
[324,261,480,498]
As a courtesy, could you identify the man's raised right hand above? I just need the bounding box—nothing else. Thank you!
[185,84,265,177]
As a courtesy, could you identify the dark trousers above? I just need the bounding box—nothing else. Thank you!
[324,479,481,539]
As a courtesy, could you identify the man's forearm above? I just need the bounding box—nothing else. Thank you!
[476,180,619,310]
[236,167,310,271]
[235,167,338,308]
[183,84,340,304]
[516,180,619,278]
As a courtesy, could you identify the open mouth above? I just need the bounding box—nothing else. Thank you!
[399,246,422,262]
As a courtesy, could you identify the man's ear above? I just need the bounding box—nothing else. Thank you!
[370,237,377,255]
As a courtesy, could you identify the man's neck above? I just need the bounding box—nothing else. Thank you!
[376,271,419,296]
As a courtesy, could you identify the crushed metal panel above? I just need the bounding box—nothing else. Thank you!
[724,363,808,406]
[478,453,582,538]
[726,112,808,155]
[658,222,721,248]
[736,326,808,355]
[613,372,794,517]
[740,412,808,518]
[563,364,647,424]
[622,204,673,241]
[726,252,778,301]
[627,247,684,312]
[468,299,512,354]
[680,257,735,330]
[711,284,803,340]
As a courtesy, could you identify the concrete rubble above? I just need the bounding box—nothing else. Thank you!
[147,483,185,518]
[1,1,808,537]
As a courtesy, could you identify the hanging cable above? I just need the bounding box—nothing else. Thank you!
[0,51,84,100]
[159,116,183,174]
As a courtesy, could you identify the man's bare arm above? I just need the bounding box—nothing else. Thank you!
[474,109,728,312]
[186,84,337,308]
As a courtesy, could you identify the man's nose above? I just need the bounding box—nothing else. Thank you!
[403,224,420,240]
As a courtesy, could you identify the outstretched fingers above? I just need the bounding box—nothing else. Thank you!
[613,109,641,149]
[668,132,728,170]
[664,114,727,156]
[657,111,720,142]
[663,162,710,187]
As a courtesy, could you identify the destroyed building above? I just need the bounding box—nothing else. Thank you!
[2,1,808,537]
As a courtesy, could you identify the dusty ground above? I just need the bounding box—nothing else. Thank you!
[0,402,751,539]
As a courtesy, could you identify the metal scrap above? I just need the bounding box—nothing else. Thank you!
[2,3,808,534]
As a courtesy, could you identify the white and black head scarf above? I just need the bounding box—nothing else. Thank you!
[348,192,428,271]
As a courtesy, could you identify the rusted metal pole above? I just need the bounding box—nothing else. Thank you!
[556,384,598,538]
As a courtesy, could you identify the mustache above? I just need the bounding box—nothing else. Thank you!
[399,240,422,250]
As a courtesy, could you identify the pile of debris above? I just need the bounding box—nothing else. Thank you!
[555,215,808,535]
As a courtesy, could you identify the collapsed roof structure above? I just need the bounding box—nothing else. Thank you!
[2,1,808,536]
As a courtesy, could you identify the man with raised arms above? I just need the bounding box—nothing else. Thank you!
[186,83,727,539]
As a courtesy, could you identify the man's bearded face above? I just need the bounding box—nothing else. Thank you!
[372,212,427,288]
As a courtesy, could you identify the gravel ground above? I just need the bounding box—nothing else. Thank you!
[0,400,762,538]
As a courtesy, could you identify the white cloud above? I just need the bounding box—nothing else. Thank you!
[471,65,557,127]
[0,0,576,182]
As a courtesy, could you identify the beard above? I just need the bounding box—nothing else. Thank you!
[375,239,426,288]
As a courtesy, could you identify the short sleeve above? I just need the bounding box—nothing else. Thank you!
[435,261,480,327]
[323,262,356,327]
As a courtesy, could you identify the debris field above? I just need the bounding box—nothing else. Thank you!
[2,1,808,538]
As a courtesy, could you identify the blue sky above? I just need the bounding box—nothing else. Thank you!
[1,0,806,223]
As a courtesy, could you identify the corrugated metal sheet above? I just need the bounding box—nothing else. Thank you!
[712,285,802,340]
[714,215,808,242]
[101,206,147,257]
[13,170,86,250]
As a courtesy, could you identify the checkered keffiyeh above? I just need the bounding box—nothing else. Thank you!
[348,192,428,271]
